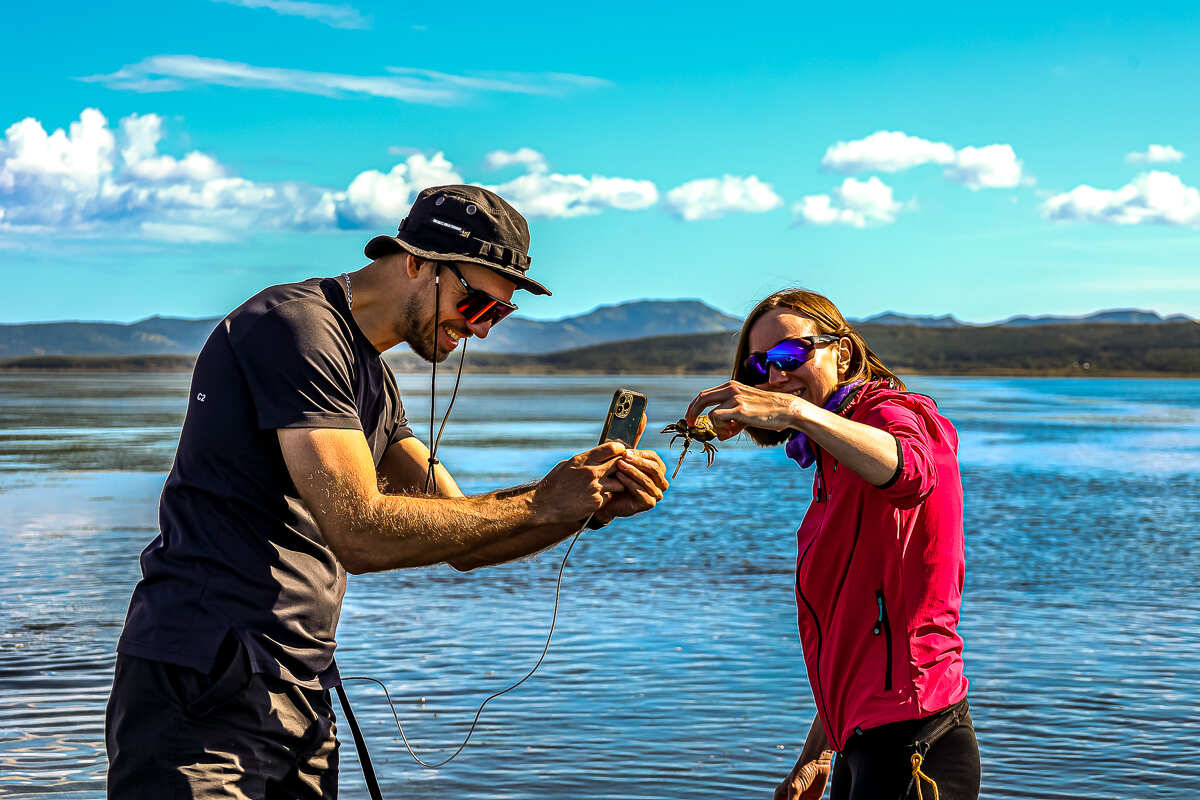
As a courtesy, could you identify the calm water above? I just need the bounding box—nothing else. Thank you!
[1,372,1198,799]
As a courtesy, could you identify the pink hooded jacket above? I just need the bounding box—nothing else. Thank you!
[793,382,968,752]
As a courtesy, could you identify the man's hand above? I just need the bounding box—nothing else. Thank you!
[773,750,833,800]
[531,441,627,525]
[593,449,669,523]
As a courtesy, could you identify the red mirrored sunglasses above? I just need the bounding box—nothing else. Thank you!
[443,263,517,327]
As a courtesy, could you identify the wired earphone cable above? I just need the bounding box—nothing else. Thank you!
[423,265,470,494]
[343,260,588,771]
[425,267,441,493]
[341,516,590,768]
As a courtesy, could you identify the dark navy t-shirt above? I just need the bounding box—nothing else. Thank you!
[117,277,413,688]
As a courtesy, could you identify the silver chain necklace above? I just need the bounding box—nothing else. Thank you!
[341,272,352,310]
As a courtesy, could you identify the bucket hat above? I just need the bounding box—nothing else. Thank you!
[364,185,549,296]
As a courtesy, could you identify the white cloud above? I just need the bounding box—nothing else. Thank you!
[475,147,657,219]
[331,153,462,228]
[0,108,114,190]
[385,67,611,96]
[821,130,1026,190]
[1126,145,1185,165]
[1042,171,1200,227]
[942,144,1024,190]
[664,175,782,221]
[485,172,658,218]
[0,108,334,236]
[0,110,676,238]
[118,113,161,164]
[211,0,369,29]
[81,56,609,106]
[0,109,116,226]
[794,177,901,227]
[484,147,549,174]
[821,131,956,174]
[119,114,225,182]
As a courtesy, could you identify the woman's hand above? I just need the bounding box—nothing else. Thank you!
[773,750,833,800]
[686,381,808,440]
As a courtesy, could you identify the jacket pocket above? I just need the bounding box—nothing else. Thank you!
[872,589,893,691]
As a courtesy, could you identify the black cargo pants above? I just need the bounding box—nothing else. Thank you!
[105,638,339,800]
[830,698,980,800]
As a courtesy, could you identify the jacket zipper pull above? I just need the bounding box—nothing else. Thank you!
[873,593,884,636]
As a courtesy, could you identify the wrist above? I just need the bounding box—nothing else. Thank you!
[786,396,813,431]
[516,481,554,526]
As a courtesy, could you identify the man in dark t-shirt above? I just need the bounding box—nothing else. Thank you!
[105,186,669,799]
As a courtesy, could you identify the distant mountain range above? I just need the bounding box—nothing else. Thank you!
[9,319,1198,377]
[466,300,742,353]
[855,309,1197,327]
[856,312,967,327]
[429,320,1200,378]
[0,299,740,359]
[0,300,1193,359]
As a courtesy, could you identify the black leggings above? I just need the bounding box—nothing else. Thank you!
[830,699,980,800]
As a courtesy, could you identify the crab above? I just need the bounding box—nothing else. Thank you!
[661,415,719,479]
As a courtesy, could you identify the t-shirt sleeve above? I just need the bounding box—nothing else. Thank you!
[858,396,940,509]
[232,300,363,431]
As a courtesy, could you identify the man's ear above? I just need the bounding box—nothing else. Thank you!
[404,253,425,279]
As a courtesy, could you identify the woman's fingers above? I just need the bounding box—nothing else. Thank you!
[684,382,739,424]
[712,416,745,441]
[707,403,748,437]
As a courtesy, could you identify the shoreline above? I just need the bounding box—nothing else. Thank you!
[1,357,1197,380]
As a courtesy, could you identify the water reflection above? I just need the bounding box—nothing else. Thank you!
[0,374,1197,799]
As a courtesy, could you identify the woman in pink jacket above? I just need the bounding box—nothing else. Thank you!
[686,289,980,800]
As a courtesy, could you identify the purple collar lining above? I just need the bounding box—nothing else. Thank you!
[784,381,865,468]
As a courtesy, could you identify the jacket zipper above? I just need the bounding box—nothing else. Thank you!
[873,589,893,691]
[815,450,827,503]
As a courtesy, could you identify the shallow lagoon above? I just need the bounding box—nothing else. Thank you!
[1,373,1198,799]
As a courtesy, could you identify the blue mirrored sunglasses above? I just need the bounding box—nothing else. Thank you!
[742,335,841,385]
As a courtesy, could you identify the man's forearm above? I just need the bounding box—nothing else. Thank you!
[444,482,591,570]
[286,430,622,574]
[446,519,587,571]
[329,481,546,573]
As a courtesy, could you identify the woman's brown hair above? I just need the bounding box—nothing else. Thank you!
[731,288,906,446]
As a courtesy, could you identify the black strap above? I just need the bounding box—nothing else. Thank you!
[335,683,384,800]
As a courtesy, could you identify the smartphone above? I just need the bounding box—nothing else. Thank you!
[598,389,647,447]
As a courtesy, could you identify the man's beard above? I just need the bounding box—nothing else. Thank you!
[403,293,452,364]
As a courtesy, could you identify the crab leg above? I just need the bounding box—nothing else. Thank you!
[671,438,691,480]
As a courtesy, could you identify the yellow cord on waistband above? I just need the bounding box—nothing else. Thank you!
[911,752,940,800]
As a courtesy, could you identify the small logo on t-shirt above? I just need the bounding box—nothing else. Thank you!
[196,392,207,402]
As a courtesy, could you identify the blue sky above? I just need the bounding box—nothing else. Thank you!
[1,1,1198,324]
